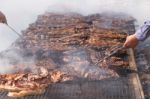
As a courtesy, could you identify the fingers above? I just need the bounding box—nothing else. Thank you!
[123,36,130,48]
[0,11,7,24]
[123,40,129,48]
[0,17,7,24]
[0,19,7,24]
[123,34,139,49]
[3,20,7,24]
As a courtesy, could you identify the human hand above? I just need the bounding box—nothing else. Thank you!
[123,34,139,48]
[0,11,7,24]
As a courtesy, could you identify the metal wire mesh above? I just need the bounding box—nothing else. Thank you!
[0,13,144,99]
[0,77,140,99]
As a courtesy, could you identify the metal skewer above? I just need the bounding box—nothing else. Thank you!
[5,24,32,48]
[5,24,24,39]
[95,46,125,66]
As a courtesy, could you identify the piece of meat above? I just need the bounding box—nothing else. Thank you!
[104,57,129,67]
[8,88,45,97]
[50,70,65,83]
[88,36,122,47]
[0,68,76,97]
[110,61,129,67]
[0,67,51,97]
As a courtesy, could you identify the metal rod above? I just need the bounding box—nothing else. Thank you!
[5,24,32,48]
[5,24,24,39]
[95,46,125,66]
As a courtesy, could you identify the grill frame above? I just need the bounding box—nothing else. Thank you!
[0,13,145,99]
[127,49,145,99]
[0,48,145,99]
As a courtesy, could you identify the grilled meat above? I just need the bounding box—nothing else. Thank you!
[0,12,134,97]
[0,67,76,97]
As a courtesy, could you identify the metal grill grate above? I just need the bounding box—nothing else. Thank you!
[0,13,144,99]
[0,76,142,99]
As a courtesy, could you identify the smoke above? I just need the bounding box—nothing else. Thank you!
[0,0,150,74]
[61,49,118,80]
[0,47,36,74]
[0,0,150,51]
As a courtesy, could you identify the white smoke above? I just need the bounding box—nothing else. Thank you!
[0,0,150,51]
[0,47,36,74]
[0,0,150,74]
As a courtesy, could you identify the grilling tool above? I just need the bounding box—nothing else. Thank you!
[5,24,34,48]
[5,24,24,39]
[95,46,125,66]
